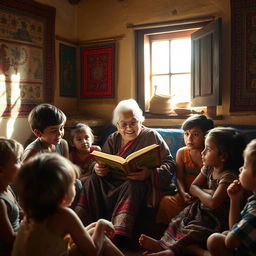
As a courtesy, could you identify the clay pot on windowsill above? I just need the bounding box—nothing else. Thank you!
[173,108,192,115]
[174,108,205,115]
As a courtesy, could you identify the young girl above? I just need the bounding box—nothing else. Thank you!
[139,127,246,256]
[0,138,23,256]
[207,139,256,256]
[69,123,101,182]
[157,115,214,224]
[12,153,123,256]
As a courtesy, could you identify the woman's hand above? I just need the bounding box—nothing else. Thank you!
[94,163,109,177]
[127,166,151,180]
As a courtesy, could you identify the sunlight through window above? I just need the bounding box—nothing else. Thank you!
[6,118,16,138]
[171,38,191,73]
[5,73,21,138]
[10,73,21,117]
[150,35,191,107]
[0,74,6,116]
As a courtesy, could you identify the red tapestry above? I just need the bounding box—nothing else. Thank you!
[0,0,55,117]
[81,43,115,98]
[230,0,256,111]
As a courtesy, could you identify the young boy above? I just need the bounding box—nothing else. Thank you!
[22,103,69,162]
[22,104,81,209]
[207,139,256,256]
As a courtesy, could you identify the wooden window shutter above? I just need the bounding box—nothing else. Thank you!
[191,18,221,107]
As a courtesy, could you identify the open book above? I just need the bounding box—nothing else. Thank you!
[91,144,161,176]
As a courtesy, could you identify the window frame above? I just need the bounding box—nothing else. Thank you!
[135,18,216,118]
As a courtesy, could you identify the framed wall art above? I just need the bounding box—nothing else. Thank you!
[0,0,55,117]
[59,43,77,97]
[80,43,115,98]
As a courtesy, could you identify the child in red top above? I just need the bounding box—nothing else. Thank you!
[69,123,101,182]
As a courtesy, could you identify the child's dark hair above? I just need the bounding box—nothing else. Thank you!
[181,114,214,133]
[206,127,246,170]
[0,137,23,166]
[243,139,256,176]
[28,104,66,132]
[70,123,94,143]
[15,153,79,222]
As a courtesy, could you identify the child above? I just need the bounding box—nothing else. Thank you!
[207,139,256,256]
[12,153,123,256]
[22,103,69,162]
[157,115,214,224]
[69,123,101,182]
[0,138,23,256]
[139,127,246,256]
[22,104,81,209]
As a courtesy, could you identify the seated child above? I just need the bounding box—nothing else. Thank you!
[69,123,101,182]
[207,139,256,256]
[157,114,214,224]
[0,138,23,256]
[139,127,246,256]
[12,153,124,256]
[22,103,81,209]
[22,103,69,161]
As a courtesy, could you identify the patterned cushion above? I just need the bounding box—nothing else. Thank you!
[154,128,184,160]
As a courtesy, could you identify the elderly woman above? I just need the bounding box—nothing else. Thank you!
[75,99,176,240]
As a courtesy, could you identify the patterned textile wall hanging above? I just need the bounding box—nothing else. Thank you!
[230,0,256,111]
[80,43,116,99]
[0,0,55,117]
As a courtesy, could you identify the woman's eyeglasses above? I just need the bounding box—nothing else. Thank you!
[117,120,139,129]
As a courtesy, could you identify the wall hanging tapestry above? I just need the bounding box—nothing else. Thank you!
[60,43,77,97]
[230,0,256,111]
[80,43,115,98]
[0,0,55,117]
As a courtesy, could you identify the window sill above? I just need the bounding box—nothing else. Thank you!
[144,112,223,120]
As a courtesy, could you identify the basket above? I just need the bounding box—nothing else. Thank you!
[149,94,172,114]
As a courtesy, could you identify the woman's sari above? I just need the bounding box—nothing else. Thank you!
[75,127,175,237]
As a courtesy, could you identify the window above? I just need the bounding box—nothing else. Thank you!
[149,31,195,107]
[135,17,221,117]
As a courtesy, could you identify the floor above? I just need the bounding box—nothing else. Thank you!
[122,242,145,256]
[119,215,166,256]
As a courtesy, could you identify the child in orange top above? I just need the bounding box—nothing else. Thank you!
[157,115,214,224]
[69,123,101,182]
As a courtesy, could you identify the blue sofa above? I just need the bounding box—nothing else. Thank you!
[99,125,256,160]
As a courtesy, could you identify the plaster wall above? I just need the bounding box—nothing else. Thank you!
[77,0,256,126]
[1,0,256,146]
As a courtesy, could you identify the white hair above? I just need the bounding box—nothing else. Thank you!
[112,99,145,126]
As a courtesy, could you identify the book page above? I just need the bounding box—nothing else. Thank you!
[126,144,159,162]
[91,151,126,164]
[126,144,161,172]
[91,151,128,175]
